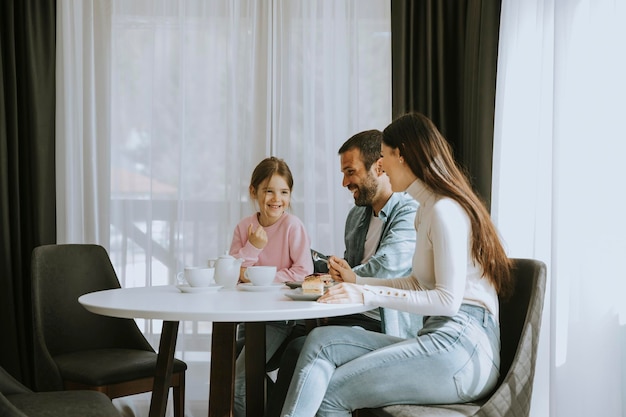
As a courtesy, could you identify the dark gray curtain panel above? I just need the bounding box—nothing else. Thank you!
[391,0,501,207]
[0,0,56,387]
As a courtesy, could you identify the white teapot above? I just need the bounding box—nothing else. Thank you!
[214,254,243,289]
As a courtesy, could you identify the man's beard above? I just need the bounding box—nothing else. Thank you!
[353,174,378,206]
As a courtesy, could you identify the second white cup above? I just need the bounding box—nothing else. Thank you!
[244,266,277,286]
[177,266,215,287]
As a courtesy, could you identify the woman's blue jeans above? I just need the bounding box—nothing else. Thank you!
[280,304,500,417]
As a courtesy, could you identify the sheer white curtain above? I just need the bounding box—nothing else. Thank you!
[57,0,390,415]
[493,1,626,416]
[56,0,112,245]
[58,0,391,280]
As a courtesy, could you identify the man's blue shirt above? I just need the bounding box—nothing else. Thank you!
[344,192,422,338]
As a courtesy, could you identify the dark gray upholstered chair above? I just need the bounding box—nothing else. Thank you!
[30,244,187,417]
[354,258,547,417]
[1,365,121,417]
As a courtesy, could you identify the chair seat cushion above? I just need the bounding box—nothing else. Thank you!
[359,403,481,417]
[54,349,187,386]
[7,391,121,417]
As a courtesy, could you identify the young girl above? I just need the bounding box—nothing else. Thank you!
[229,156,312,283]
[229,156,313,417]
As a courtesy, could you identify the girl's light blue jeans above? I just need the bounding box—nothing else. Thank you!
[280,304,500,417]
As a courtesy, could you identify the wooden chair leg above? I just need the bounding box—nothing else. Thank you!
[173,372,185,417]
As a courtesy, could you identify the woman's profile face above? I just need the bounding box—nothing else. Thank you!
[381,143,414,192]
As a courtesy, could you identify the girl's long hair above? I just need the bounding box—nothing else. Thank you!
[383,112,513,298]
[250,157,294,192]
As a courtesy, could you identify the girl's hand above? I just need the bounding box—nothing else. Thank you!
[328,256,357,283]
[239,267,249,283]
[247,224,268,249]
[318,282,365,304]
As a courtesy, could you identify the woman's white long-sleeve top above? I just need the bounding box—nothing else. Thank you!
[359,179,499,318]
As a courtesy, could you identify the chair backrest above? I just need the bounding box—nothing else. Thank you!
[477,258,547,417]
[31,244,154,391]
[0,366,31,396]
[0,393,29,417]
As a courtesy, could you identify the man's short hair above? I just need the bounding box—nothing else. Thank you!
[338,130,382,171]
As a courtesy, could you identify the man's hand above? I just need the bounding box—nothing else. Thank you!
[318,282,364,304]
[328,256,357,283]
[247,224,268,249]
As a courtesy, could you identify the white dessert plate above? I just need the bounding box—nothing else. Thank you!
[284,288,322,301]
[176,284,222,293]
[285,280,336,290]
[237,283,285,292]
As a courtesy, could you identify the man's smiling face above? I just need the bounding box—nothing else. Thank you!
[340,148,378,207]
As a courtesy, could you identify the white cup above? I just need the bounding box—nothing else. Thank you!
[177,267,215,287]
[244,266,277,286]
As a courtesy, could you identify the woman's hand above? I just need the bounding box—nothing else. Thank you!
[328,256,357,283]
[318,282,365,304]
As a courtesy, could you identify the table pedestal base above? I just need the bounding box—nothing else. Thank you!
[208,322,267,417]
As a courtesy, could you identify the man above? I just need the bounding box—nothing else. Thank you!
[265,129,421,417]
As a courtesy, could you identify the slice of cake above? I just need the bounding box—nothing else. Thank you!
[302,273,333,295]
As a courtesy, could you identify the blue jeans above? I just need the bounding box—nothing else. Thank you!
[280,304,500,417]
[234,321,296,417]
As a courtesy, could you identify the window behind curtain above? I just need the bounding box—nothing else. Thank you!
[107,0,391,294]
[58,1,386,412]
[90,0,392,372]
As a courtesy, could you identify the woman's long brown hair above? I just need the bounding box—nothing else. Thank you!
[383,113,513,299]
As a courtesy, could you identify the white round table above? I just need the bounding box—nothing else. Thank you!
[79,285,370,417]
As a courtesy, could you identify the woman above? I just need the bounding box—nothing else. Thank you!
[279,112,514,417]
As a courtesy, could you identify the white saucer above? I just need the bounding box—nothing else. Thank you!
[237,283,285,292]
[176,284,223,293]
[284,288,321,301]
